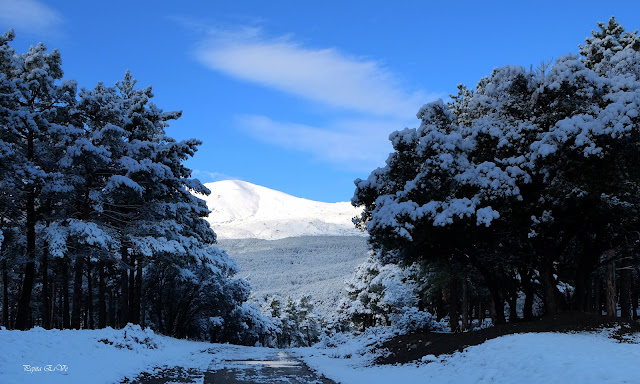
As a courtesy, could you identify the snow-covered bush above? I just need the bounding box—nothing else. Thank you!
[389,307,446,333]
[341,256,441,333]
[98,324,161,351]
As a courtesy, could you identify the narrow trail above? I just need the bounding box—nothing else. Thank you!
[122,350,337,384]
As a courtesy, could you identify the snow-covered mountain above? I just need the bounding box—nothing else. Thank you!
[198,180,365,240]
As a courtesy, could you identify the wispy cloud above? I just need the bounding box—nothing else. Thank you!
[196,27,430,119]
[237,115,400,171]
[0,0,63,35]
[192,25,440,171]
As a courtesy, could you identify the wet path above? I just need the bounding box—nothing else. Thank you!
[122,351,337,384]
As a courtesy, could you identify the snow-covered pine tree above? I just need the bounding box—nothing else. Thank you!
[353,18,640,321]
[579,16,640,74]
[0,33,256,339]
[0,30,78,330]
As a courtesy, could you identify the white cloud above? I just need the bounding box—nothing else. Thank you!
[196,27,430,118]
[193,25,442,170]
[0,0,63,35]
[237,115,401,172]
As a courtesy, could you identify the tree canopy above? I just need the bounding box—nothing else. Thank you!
[353,17,640,323]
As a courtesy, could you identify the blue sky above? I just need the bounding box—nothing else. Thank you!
[1,1,639,202]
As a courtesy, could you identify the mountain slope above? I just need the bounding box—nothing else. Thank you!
[218,236,369,313]
[198,180,364,240]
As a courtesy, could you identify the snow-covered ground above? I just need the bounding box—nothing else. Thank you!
[295,328,640,384]
[3,325,640,383]
[198,180,364,240]
[0,325,273,384]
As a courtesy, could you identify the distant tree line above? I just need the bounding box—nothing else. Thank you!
[351,18,640,329]
[0,30,255,342]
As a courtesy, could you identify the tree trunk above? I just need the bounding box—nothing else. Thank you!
[134,258,142,325]
[42,244,50,329]
[108,288,115,327]
[71,256,84,329]
[98,260,107,328]
[487,283,506,325]
[606,249,617,317]
[509,290,518,322]
[447,278,459,331]
[540,255,565,316]
[15,185,37,330]
[619,255,632,320]
[86,258,93,329]
[435,288,446,320]
[593,275,602,314]
[585,274,593,314]
[50,276,56,329]
[461,279,469,331]
[632,276,638,321]
[128,253,136,324]
[520,268,535,320]
[119,245,129,328]
[2,258,8,328]
[61,258,70,329]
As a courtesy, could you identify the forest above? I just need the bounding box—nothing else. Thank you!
[0,29,259,341]
[2,17,640,350]
[348,17,640,331]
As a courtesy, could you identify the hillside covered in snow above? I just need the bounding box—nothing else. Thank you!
[218,236,369,313]
[198,180,365,240]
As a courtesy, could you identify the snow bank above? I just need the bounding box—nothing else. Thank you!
[0,325,273,384]
[296,330,640,384]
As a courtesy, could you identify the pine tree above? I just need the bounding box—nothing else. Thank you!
[0,32,78,330]
[353,18,640,320]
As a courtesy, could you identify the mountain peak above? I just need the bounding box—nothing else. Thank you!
[197,180,364,240]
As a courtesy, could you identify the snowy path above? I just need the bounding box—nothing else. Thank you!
[122,350,337,384]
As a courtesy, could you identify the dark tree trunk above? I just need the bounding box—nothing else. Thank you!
[108,289,115,327]
[42,244,50,329]
[2,258,8,328]
[98,260,107,328]
[62,258,70,329]
[585,274,593,314]
[447,278,459,331]
[487,282,506,325]
[461,279,469,331]
[128,253,135,324]
[86,258,93,329]
[71,256,84,329]
[540,254,565,315]
[619,255,632,320]
[632,275,639,321]
[15,185,37,330]
[435,288,446,320]
[520,268,535,320]
[134,258,142,325]
[572,240,599,312]
[509,290,518,322]
[593,275,602,314]
[606,249,617,317]
[50,276,56,329]
[119,245,129,328]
